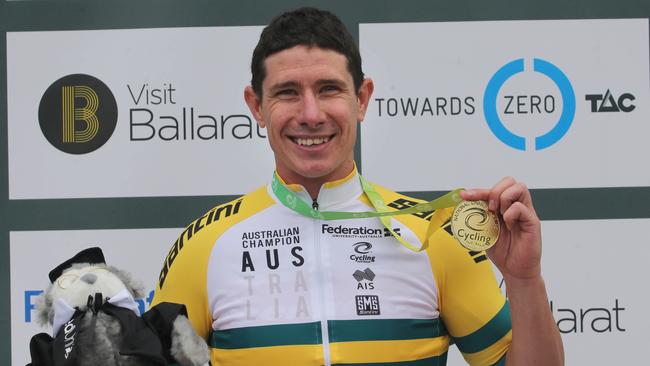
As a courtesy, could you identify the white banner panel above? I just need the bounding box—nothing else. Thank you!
[7,26,273,199]
[360,19,650,191]
[10,228,180,366]
[446,218,647,365]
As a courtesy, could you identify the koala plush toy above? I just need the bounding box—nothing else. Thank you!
[27,247,209,366]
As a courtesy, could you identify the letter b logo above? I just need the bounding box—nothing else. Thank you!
[39,74,117,154]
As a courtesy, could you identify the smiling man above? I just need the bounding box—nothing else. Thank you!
[153,7,564,366]
[245,44,373,200]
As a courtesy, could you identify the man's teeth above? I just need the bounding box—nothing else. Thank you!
[296,137,330,146]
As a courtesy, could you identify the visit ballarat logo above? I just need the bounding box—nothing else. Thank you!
[39,74,118,154]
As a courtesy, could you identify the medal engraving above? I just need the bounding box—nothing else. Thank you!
[451,200,500,251]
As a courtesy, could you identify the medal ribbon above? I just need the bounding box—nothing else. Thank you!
[271,173,463,252]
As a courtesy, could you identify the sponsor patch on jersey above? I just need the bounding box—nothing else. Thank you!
[353,268,376,282]
[353,268,376,291]
[322,224,400,239]
[356,295,380,315]
[350,241,376,263]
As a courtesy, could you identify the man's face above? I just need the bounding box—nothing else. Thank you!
[245,45,373,184]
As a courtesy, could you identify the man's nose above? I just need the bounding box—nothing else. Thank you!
[298,91,324,127]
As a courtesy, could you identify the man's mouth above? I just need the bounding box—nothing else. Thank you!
[292,135,333,146]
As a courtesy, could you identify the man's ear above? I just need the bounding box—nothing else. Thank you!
[244,86,266,128]
[356,78,375,122]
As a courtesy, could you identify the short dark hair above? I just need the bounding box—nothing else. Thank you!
[250,7,364,97]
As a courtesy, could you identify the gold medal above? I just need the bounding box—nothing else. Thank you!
[451,200,500,251]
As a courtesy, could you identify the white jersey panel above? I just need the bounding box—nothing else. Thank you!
[207,190,440,332]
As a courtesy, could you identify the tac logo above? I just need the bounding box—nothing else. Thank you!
[585,89,636,113]
[483,58,576,151]
[39,74,118,154]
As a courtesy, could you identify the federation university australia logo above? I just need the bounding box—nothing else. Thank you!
[39,74,118,154]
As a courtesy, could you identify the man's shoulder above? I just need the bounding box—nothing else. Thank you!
[187,184,275,235]
[153,184,275,293]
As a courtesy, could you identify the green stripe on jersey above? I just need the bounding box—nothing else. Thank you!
[454,301,512,354]
[329,318,446,342]
[210,321,321,349]
[334,353,448,366]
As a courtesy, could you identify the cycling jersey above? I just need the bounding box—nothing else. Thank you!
[152,169,511,366]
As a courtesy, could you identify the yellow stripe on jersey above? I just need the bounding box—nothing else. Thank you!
[329,336,450,364]
[212,344,323,366]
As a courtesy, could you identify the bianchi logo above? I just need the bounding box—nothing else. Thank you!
[356,295,380,316]
[39,74,118,154]
[350,242,376,263]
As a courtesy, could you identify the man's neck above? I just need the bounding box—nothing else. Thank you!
[302,180,327,201]
[276,163,355,200]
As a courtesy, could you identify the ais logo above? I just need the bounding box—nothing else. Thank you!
[39,74,118,154]
[483,58,576,151]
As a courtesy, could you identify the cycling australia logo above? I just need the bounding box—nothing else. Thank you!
[349,241,376,263]
[483,58,575,151]
[39,74,118,154]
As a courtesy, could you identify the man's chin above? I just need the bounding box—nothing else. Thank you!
[295,167,333,180]
[295,162,354,182]
[286,163,337,180]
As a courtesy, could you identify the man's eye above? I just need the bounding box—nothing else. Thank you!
[321,85,340,93]
[276,89,297,97]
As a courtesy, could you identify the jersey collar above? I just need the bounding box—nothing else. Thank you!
[271,166,363,211]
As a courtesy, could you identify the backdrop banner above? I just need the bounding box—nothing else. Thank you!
[360,19,650,191]
[7,26,271,199]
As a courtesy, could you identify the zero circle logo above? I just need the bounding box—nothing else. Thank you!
[483,58,576,151]
[39,74,118,154]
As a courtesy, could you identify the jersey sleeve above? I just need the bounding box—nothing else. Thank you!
[151,188,273,345]
[151,218,215,341]
[427,222,511,366]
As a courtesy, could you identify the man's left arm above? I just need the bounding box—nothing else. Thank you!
[462,177,564,366]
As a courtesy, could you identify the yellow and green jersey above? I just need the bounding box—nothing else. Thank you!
[152,169,511,365]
